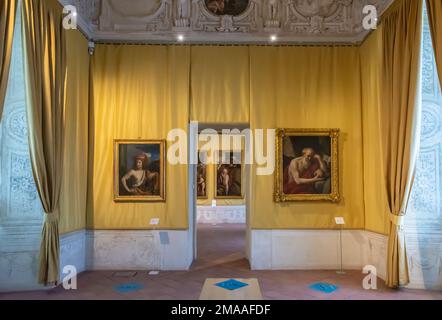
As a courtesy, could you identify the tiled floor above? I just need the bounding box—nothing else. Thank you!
[0,223,441,300]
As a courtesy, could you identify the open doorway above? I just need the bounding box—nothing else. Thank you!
[189,122,250,270]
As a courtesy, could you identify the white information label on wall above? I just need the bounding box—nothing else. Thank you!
[334,217,345,225]
[211,200,217,208]
[150,218,160,225]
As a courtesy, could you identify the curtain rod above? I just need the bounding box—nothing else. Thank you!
[92,41,361,48]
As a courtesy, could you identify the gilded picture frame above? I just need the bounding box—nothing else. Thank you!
[274,128,340,202]
[114,139,166,202]
[215,150,244,199]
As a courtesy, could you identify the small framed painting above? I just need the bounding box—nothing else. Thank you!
[114,140,166,202]
[215,150,243,199]
[274,128,340,202]
[197,152,208,199]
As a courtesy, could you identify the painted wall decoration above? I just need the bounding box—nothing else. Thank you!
[274,128,339,202]
[204,0,250,16]
[197,152,208,199]
[114,140,166,202]
[215,150,243,199]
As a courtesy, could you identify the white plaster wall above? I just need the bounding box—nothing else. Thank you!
[197,205,246,224]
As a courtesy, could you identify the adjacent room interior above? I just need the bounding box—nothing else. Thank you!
[193,125,248,271]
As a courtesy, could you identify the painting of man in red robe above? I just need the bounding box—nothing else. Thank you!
[282,136,331,195]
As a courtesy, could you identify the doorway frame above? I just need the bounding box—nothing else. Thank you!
[188,122,252,265]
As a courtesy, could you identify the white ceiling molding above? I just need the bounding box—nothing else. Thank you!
[58,0,394,45]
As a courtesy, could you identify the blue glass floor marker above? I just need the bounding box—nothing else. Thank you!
[114,282,143,293]
[215,279,249,291]
[309,282,338,293]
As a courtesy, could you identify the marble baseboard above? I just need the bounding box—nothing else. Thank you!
[364,231,388,281]
[0,225,43,292]
[3,227,441,291]
[60,230,87,281]
[197,205,245,224]
[84,228,442,289]
[250,229,388,281]
[86,230,192,271]
[0,250,42,292]
[405,231,442,290]
[0,229,88,292]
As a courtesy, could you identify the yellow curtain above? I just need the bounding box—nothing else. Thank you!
[381,0,423,288]
[249,46,365,229]
[190,46,250,123]
[59,29,90,235]
[90,45,367,230]
[426,0,442,87]
[90,45,190,229]
[359,27,390,235]
[21,0,66,286]
[0,0,16,119]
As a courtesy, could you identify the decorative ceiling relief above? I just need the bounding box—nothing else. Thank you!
[59,0,394,44]
[285,0,353,34]
[204,0,250,16]
[100,0,172,32]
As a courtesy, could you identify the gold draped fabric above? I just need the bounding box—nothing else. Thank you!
[0,0,17,120]
[381,0,423,288]
[249,46,365,229]
[359,27,390,235]
[190,46,250,123]
[58,26,90,235]
[90,45,190,229]
[91,45,372,230]
[426,0,442,88]
[21,0,66,286]
[93,45,367,230]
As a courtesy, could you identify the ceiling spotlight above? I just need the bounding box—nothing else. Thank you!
[270,35,277,42]
[177,34,184,42]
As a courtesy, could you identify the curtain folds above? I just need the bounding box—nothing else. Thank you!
[90,45,190,229]
[359,27,390,235]
[190,46,250,123]
[249,46,365,229]
[426,0,442,88]
[0,0,17,120]
[381,0,423,288]
[59,25,90,235]
[21,0,66,286]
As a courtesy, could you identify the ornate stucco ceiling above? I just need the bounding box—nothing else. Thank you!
[59,0,394,44]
